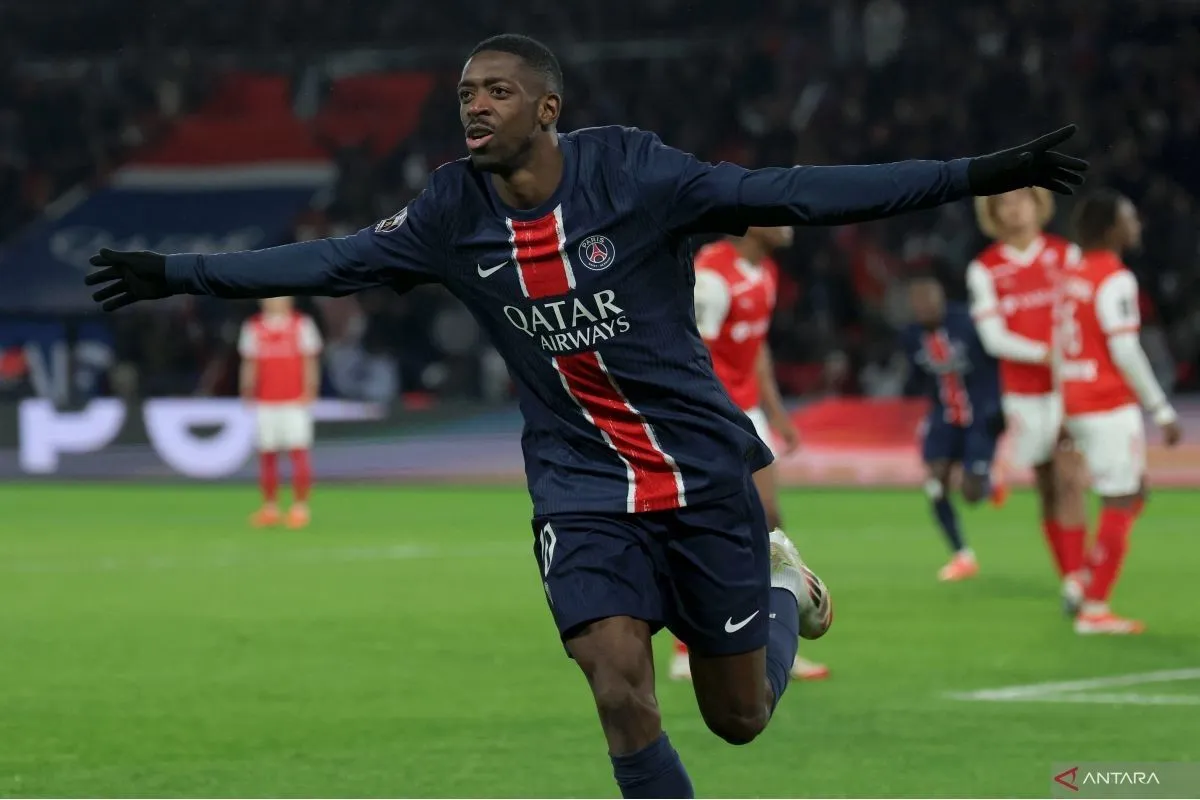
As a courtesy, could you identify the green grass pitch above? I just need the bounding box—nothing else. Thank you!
[1,484,1198,797]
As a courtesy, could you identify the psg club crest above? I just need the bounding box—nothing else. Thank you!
[578,235,616,271]
[374,207,408,234]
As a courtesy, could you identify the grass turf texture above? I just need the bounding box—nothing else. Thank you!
[1,485,1198,797]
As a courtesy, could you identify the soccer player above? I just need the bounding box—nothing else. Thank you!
[238,296,322,529]
[670,227,829,682]
[903,275,1004,580]
[84,34,1087,798]
[1058,190,1181,635]
[967,189,1090,609]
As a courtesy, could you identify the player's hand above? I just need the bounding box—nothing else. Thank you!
[966,125,1089,196]
[84,248,171,311]
[775,418,801,454]
[1161,419,1183,448]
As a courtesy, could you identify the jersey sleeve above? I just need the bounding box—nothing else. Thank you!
[966,260,1048,363]
[1094,270,1141,336]
[237,321,256,358]
[165,183,447,299]
[693,268,732,341]
[965,261,999,320]
[625,128,971,235]
[297,316,323,356]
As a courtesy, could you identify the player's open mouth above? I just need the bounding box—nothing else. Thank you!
[466,127,494,151]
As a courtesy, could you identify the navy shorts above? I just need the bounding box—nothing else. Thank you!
[921,412,999,479]
[531,470,771,657]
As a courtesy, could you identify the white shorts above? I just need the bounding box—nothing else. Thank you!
[255,403,314,452]
[1001,392,1063,468]
[746,406,775,455]
[1066,404,1145,497]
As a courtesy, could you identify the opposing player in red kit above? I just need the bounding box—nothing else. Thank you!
[670,227,830,682]
[238,296,323,529]
[966,189,1088,607]
[1058,191,1181,634]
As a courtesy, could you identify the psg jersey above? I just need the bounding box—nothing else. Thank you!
[903,303,1002,428]
[165,126,972,515]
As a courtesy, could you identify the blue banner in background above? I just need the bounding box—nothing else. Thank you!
[0,175,328,313]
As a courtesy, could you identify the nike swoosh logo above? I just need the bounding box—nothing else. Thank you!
[724,610,760,633]
[476,260,511,278]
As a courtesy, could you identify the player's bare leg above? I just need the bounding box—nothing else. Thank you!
[671,464,828,682]
[688,530,831,743]
[567,616,695,798]
[926,460,977,581]
[251,450,282,527]
[1075,488,1144,635]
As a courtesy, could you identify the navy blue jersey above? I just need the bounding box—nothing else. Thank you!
[904,303,1001,427]
[165,126,970,515]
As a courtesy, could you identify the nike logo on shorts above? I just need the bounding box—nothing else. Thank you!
[724,610,760,633]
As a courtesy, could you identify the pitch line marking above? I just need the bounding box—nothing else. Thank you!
[945,668,1200,706]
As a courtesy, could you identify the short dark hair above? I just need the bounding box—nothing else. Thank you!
[1072,189,1123,250]
[469,34,563,95]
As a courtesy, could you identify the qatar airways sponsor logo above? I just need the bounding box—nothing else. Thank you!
[503,289,630,353]
[999,288,1057,317]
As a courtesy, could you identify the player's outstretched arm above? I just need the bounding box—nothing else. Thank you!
[631,126,1087,232]
[86,192,445,312]
[86,238,387,311]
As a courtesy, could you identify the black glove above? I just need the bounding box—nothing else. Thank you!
[967,125,1088,196]
[84,248,171,312]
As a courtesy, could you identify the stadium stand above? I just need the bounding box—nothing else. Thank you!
[1,0,1197,400]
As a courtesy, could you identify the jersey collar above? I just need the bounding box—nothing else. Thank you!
[999,235,1045,266]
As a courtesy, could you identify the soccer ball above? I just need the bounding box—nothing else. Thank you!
[798,564,833,640]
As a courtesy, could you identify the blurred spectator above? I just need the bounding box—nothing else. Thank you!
[2,0,1198,400]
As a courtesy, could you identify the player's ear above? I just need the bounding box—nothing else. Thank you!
[539,92,561,128]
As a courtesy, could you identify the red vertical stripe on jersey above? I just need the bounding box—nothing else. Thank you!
[553,351,685,513]
[924,330,972,426]
[508,206,576,300]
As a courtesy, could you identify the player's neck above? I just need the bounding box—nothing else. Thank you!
[490,134,563,210]
[731,237,766,265]
[1000,230,1041,252]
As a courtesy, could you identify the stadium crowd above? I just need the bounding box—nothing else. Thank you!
[2,0,1197,400]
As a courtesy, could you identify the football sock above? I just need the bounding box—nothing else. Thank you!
[611,732,694,799]
[1059,523,1086,577]
[290,449,312,504]
[765,586,799,715]
[1041,520,1067,576]
[932,498,966,553]
[259,452,279,504]
[1084,506,1135,604]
